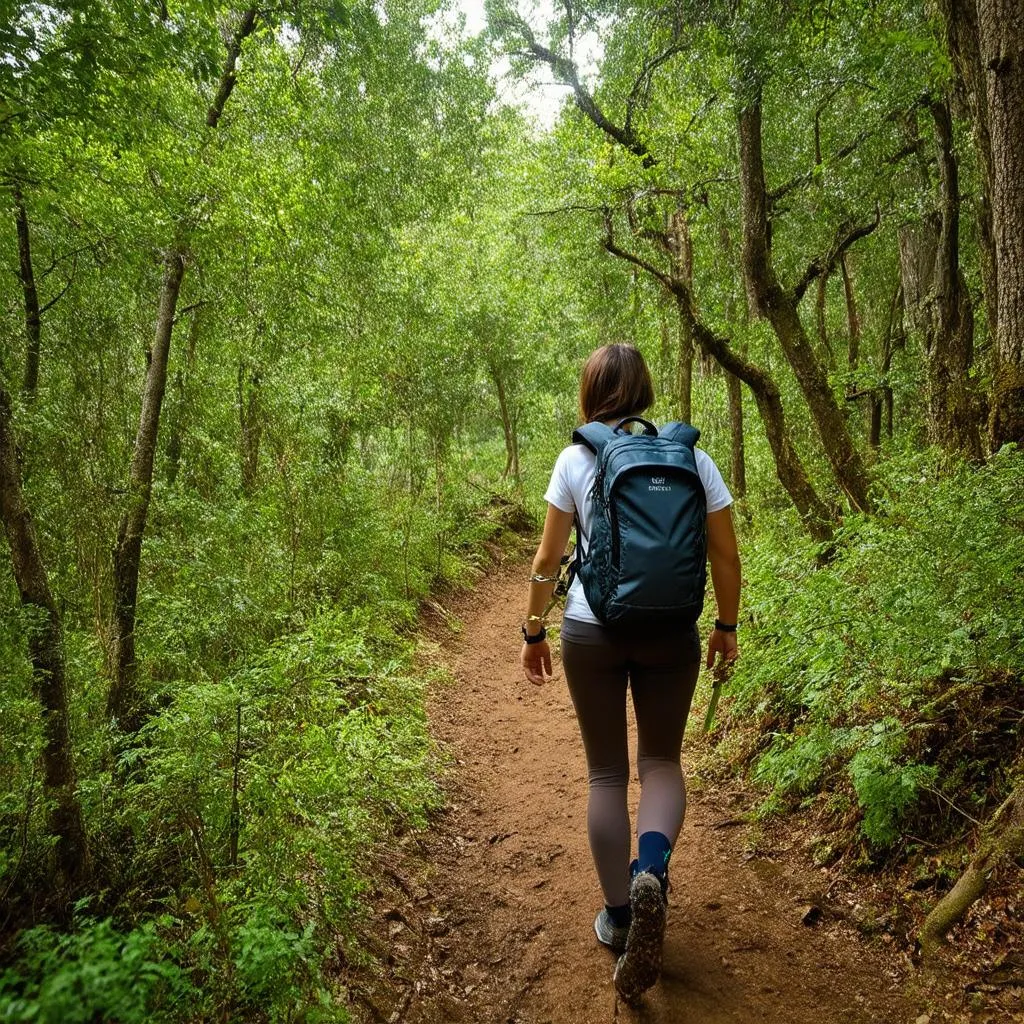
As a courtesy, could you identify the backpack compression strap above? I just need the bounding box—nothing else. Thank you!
[659,421,701,449]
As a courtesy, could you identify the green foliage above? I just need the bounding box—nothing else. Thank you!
[848,722,938,849]
[721,447,1024,850]
[0,917,198,1024]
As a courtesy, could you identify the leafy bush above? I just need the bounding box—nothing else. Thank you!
[0,918,197,1024]
[716,446,1024,851]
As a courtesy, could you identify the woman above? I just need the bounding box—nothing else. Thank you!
[520,343,740,1002]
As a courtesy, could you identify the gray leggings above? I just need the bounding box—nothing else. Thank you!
[560,617,701,908]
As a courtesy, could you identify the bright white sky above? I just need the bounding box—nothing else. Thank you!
[442,0,603,130]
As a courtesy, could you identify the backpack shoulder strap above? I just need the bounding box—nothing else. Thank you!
[660,421,701,449]
[571,421,616,457]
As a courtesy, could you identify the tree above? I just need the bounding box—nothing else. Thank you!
[0,380,88,892]
[977,0,1024,447]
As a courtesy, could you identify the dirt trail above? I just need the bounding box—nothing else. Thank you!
[359,560,929,1024]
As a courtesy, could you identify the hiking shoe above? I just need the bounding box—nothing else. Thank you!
[630,857,669,902]
[594,909,630,953]
[613,872,667,1003]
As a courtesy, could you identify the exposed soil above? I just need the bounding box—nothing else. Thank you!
[350,557,1015,1024]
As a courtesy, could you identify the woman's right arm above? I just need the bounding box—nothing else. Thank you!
[706,506,741,668]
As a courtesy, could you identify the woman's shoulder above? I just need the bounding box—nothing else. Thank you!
[550,442,595,482]
[555,442,596,466]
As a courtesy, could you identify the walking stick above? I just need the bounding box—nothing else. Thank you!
[702,660,732,733]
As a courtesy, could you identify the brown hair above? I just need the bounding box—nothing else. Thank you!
[578,344,655,424]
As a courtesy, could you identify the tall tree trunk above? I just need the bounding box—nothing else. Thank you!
[238,361,262,496]
[898,100,983,462]
[869,283,904,450]
[492,364,520,485]
[815,271,834,368]
[737,97,874,513]
[107,8,258,733]
[978,0,1024,447]
[841,254,860,372]
[165,308,200,487]
[107,252,185,732]
[14,189,42,397]
[726,370,746,498]
[669,210,695,422]
[939,0,999,342]
[0,381,89,890]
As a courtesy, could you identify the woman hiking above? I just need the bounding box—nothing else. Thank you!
[520,343,741,1003]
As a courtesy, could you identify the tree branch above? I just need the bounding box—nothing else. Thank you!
[206,9,260,129]
[602,210,673,290]
[625,41,686,137]
[498,10,655,166]
[769,127,871,206]
[37,256,77,316]
[793,205,881,302]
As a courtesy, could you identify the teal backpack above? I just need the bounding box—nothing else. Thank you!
[572,417,707,626]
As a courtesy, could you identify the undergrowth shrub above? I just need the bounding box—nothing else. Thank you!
[0,437,530,1022]
[714,446,1024,853]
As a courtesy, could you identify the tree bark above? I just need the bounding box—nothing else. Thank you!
[668,210,695,422]
[939,0,999,342]
[841,254,860,372]
[165,308,200,487]
[737,97,874,513]
[815,271,834,367]
[14,189,42,397]
[898,100,983,462]
[0,380,89,890]
[107,252,185,731]
[238,361,262,496]
[727,370,746,498]
[491,363,520,484]
[870,283,903,450]
[919,781,1024,956]
[977,0,1024,447]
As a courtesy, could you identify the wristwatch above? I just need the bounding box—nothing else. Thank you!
[521,625,547,644]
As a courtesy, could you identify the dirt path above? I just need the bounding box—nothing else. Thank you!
[357,560,930,1024]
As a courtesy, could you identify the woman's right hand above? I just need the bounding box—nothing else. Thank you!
[521,640,553,685]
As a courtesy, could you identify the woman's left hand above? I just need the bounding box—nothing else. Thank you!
[521,640,552,685]
[706,628,739,670]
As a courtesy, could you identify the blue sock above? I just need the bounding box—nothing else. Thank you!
[637,831,672,879]
[606,902,631,928]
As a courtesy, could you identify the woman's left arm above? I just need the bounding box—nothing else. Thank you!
[521,503,575,684]
[706,506,741,669]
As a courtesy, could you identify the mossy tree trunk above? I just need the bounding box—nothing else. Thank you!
[920,782,1024,956]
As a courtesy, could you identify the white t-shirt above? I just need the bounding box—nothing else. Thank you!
[544,443,733,625]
